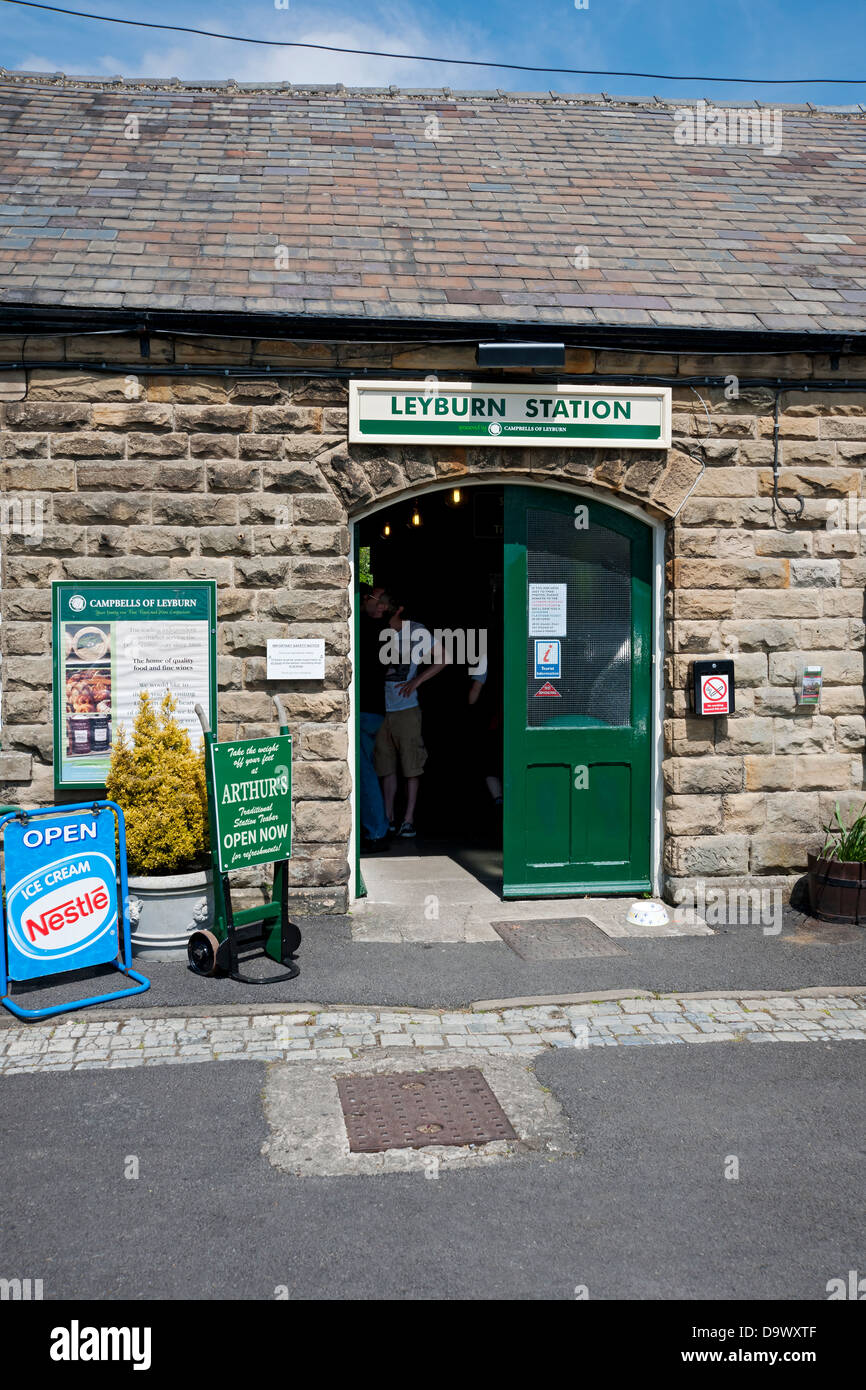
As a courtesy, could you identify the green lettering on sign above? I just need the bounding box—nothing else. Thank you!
[351,383,670,449]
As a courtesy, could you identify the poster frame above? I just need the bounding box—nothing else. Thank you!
[51,579,218,791]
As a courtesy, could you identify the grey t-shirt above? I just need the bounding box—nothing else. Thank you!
[383,620,433,712]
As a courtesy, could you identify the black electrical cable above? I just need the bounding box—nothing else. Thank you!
[771,389,806,520]
[1,320,864,359]
[2,0,866,85]
[0,359,863,393]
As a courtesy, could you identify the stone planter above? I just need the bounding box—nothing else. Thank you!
[806,852,866,925]
[127,868,214,961]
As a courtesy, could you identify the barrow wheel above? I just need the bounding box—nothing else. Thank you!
[187,929,221,977]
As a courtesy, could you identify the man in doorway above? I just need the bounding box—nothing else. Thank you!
[374,598,449,838]
[357,585,392,852]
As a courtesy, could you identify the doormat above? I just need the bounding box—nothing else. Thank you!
[490,917,628,960]
[336,1067,517,1152]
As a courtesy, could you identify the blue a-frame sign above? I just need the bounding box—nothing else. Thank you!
[0,801,149,1020]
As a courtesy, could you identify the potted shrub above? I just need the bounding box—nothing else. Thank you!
[106,690,213,959]
[806,801,866,925]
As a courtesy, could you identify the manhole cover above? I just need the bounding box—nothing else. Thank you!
[336,1067,517,1152]
[490,917,627,960]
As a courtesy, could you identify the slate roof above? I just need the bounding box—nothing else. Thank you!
[1,72,865,334]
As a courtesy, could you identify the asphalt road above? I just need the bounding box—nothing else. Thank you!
[2,1041,862,1301]
[6,909,865,1015]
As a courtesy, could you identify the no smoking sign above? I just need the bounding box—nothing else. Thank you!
[693,660,735,717]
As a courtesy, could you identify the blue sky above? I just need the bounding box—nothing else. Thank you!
[3,0,866,103]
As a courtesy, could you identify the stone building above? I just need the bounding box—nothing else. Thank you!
[1,74,865,915]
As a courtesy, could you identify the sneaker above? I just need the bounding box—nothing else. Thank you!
[399,821,416,838]
[388,819,396,833]
[361,835,390,854]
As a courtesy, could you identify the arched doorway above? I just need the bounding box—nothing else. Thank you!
[351,480,660,904]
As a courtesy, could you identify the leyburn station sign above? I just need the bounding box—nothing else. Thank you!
[349,382,671,449]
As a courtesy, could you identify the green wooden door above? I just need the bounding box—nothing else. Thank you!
[353,523,366,900]
[503,487,653,896]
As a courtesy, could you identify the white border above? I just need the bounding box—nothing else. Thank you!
[349,380,672,450]
[348,477,664,905]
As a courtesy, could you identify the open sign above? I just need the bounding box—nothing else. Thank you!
[1,802,149,1020]
[3,816,120,979]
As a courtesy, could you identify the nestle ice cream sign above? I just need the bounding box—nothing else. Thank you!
[16,873,112,952]
[3,815,120,977]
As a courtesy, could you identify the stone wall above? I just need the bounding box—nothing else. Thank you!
[1,335,864,911]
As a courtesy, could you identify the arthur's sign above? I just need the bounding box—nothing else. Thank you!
[210,735,293,873]
[350,382,671,449]
[3,812,121,979]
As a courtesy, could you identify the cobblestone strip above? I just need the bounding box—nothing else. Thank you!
[1,994,865,1074]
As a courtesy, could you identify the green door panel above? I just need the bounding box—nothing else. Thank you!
[525,763,572,864]
[353,524,366,900]
[503,486,653,896]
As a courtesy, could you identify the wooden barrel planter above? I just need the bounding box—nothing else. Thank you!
[806,852,866,925]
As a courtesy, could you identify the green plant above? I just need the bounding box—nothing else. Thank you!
[359,544,373,586]
[820,800,866,863]
[106,690,209,876]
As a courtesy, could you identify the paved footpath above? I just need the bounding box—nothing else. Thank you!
[2,989,865,1074]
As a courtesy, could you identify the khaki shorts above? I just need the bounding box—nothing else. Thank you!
[373,707,427,778]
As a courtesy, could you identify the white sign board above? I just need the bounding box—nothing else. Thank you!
[529,584,567,637]
[267,639,325,681]
[534,639,562,680]
[699,672,731,716]
[349,381,671,449]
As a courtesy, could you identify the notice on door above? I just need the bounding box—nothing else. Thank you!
[529,584,567,637]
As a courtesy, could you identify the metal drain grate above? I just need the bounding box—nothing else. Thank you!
[490,916,628,960]
[336,1067,517,1152]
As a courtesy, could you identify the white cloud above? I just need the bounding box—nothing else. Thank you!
[14,6,505,88]
[13,54,68,73]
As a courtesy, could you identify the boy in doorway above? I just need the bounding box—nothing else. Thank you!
[374,597,449,837]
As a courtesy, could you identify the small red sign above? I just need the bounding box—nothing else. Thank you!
[534,681,562,698]
[700,673,730,715]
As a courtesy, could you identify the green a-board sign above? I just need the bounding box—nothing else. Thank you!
[210,736,293,873]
